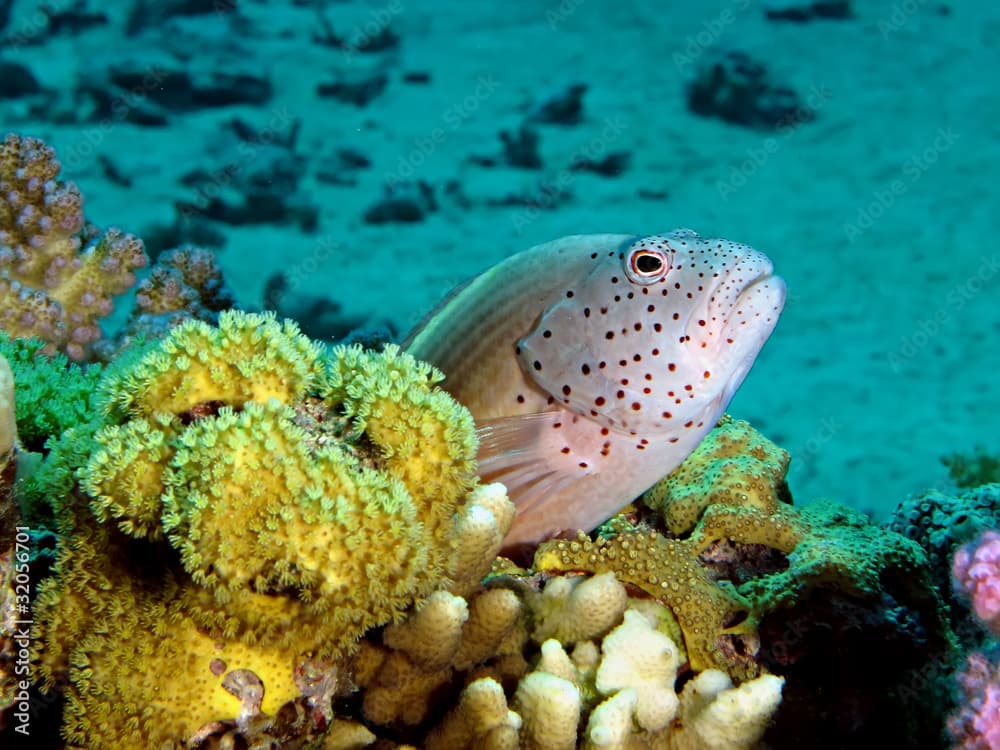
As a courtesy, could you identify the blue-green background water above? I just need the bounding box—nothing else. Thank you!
[1,0,996,516]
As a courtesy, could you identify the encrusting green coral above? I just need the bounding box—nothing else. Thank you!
[31,309,492,747]
[0,334,101,453]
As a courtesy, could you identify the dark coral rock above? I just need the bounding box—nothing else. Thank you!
[74,61,272,125]
[317,71,389,107]
[175,121,318,232]
[686,49,816,130]
[41,1,108,36]
[0,61,42,99]
[764,1,853,22]
[499,125,543,169]
[315,147,372,186]
[526,82,588,125]
[889,483,1000,647]
[758,587,956,749]
[486,180,572,211]
[570,150,631,177]
[363,181,436,224]
[126,0,237,37]
[402,71,431,85]
[889,485,1000,594]
[942,447,1000,488]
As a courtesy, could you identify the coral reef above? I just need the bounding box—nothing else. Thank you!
[948,532,1000,749]
[0,353,13,488]
[0,224,962,748]
[0,334,101,453]
[356,585,783,750]
[0,353,20,728]
[948,649,1000,750]
[685,50,816,130]
[889,483,1000,643]
[536,418,954,747]
[0,134,148,360]
[642,416,791,535]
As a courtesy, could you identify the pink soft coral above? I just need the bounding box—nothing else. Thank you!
[948,651,1000,750]
[954,531,1000,634]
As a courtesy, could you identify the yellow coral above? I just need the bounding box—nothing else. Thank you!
[103,309,323,417]
[35,312,491,747]
[34,506,314,748]
[83,412,180,539]
[642,416,790,536]
[161,403,428,620]
[323,343,478,539]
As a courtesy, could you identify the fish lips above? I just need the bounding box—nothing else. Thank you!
[713,271,787,406]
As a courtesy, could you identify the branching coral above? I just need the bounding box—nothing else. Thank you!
[93,244,235,361]
[0,133,148,360]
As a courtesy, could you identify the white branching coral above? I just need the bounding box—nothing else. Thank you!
[595,608,681,732]
[513,671,582,750]
[673,669,785,750]
[532,571,629,644]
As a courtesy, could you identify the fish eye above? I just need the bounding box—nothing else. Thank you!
[625,248,670,284]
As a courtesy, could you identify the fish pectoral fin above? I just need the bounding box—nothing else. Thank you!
[476,411,596,517]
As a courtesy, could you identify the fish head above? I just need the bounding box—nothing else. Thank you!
[518,229,785,436]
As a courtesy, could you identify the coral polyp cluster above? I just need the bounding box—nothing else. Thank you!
[30,310,492,747]
[0,134,148,360]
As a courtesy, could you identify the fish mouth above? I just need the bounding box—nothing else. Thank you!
[689,246,785,370]
[711,268,786,404]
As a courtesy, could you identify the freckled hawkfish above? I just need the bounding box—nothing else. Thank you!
[405,230,786,549]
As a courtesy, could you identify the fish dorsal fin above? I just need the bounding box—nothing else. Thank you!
[476,410,598,521]
[400,273,479,350]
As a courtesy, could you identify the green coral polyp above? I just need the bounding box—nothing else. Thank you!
[103,309,323,418]
[324,343,478,538]
[84,412,179,539]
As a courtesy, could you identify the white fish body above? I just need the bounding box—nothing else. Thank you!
[405,230,785,549]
